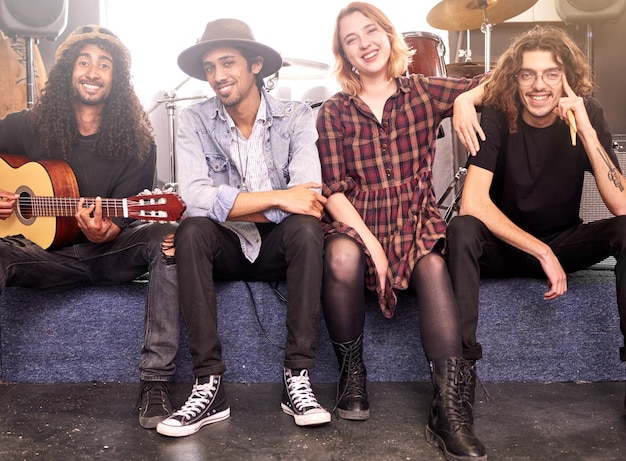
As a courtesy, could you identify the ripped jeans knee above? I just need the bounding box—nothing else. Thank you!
[161,233,176,265]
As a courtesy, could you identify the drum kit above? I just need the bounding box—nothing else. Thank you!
[419,0,539,77]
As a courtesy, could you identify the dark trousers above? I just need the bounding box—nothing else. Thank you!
[174,214,324,378]
[0,222,180,380]
[446,215,626,362]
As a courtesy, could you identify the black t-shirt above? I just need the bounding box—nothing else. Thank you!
[469,97,617,238]
[0,109,156,234]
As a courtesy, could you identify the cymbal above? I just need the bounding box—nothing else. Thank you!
[427,0,539,31]
[446,62,496,78]
[279,58,331,80]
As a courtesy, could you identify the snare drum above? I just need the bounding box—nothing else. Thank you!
[402,31,447,77]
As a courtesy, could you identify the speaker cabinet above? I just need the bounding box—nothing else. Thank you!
[556,0,626,23]
[580,134,626,224]
[0,0,68,39]
[579,134,625,268]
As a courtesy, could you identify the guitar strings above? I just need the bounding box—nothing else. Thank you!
[15,195,178,220]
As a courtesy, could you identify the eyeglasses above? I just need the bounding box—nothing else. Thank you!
[515,69,563,87]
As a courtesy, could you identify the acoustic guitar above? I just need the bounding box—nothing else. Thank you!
[0,153,185,249]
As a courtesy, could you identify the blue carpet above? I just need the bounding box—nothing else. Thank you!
[0,271,623,384]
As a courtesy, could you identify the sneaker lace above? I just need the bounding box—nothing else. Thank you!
[286,370,322,411]
[135,381,167,410]
[146,381,168,406]
[173,380,218,419]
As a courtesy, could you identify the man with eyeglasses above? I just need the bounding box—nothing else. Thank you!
[447,25,626,410]
[0,25,181,429]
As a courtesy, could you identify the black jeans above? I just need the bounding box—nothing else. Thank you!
[0,221,180,380]
[446,215,626,362]
[174,214,324,378]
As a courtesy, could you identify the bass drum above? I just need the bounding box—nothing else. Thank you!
[0,30,47,118]
[403,31,447,77]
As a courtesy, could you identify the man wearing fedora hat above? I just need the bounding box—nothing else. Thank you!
[156,18,330,437]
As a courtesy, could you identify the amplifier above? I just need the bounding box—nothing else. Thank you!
[580,134,626,223]
[579,134,625,269]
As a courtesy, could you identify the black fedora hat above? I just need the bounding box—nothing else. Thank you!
[178,18,282,81]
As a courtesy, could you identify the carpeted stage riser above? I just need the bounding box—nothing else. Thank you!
[0,271,623,384]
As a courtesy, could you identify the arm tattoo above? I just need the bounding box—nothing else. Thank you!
[597,145,624,192]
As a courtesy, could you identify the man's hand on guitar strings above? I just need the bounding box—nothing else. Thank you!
[75,197,118,243]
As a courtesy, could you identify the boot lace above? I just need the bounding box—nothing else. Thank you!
[334,342,367,410]
[459,360,490,404]
[441,363,472,431]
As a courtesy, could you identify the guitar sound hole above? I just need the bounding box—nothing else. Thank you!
[17,191,33,220]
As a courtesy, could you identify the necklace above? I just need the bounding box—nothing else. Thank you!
[234,130,249,192]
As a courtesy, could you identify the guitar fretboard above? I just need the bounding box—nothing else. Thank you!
[19,197,130,218]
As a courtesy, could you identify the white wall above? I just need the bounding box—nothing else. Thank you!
[102,0,448,107]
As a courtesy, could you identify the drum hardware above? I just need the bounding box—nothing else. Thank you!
[448,28,493,78]
[447,61,497,78]
[147,77,209,185]
[427,0,538,74]
[437,163,467,222]
[457,30,473,63]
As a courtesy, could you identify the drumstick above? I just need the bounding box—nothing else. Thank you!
[566,110,576,146]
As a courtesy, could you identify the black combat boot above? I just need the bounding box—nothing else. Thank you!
[459,359,477,425]
[331,333,369,420]
[425,357,487,461]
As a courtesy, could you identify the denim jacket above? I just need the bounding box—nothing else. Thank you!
[175,90,321,261]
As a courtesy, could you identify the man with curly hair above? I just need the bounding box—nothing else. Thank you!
[447,25,626,409]
[0,25,180,429]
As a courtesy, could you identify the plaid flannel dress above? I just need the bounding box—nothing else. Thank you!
[317,74,480,317]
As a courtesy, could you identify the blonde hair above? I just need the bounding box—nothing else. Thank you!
[332,2,414,96]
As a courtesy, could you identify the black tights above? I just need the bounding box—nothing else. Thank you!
[322,234,462,360]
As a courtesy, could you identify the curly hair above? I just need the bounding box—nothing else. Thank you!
[484,24,593,133]
[29,37,153,161]
[332,2,414,96]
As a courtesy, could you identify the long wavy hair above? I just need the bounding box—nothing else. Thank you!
[29,37,153,161]
[332,2,414,97]
[484,24,593,133]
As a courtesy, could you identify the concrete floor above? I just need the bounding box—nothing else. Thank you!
[0,381,624,461]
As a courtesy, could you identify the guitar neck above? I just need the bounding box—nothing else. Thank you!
[24,196,132,218]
